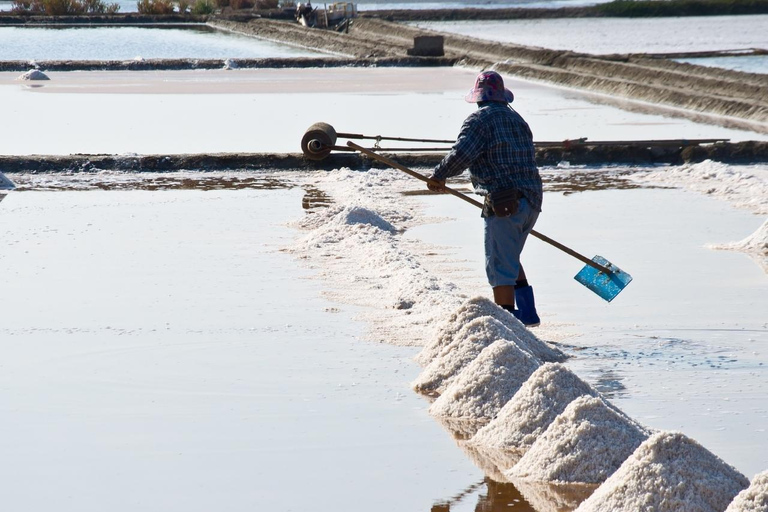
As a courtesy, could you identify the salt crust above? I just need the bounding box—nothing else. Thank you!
[576,431,749,512]
[470,363,599,456]
[412,316,516,395]
[16,69,49,81]
[508,396,648,484]
[415,296,564,366]
[429,339,540,420]
[726,470,768,512]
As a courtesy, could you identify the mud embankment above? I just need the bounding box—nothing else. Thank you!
[0,13,209,24]
[2,141,767,173]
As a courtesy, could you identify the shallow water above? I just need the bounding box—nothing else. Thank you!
[0,26,321,60]
[0,185,496,512]
[676,55,768,75]
[414,15,768,55]
[0,67,763,157]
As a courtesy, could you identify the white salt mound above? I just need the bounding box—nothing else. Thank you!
[710,219,768,273]
[416,296,564,366]
[576,431,749,512]
[17,69,49,81]
[509,396,648,484]
[412,316,517,394]
[470,363,599,455]
[726,470,768,512]
[429,339,540,420]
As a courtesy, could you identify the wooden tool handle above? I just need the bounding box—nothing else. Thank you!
[347,141,612,275]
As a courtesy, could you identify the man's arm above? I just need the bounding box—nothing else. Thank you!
[430,115,484,188]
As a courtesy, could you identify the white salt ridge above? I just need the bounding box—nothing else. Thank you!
[16,69,49,81]
[416,296,564,366]
[429,339,540,420]
[632,160,768,215]
[710,218,768,273]
[470,363,599,455]
[726,470,768,512]
[412,316,515,394]
[287,181,465,346]
[576,431,749,512]
[508,396,648,484]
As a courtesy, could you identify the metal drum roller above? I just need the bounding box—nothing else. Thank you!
[301,122,337,160]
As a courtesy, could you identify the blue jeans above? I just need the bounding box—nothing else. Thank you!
[484,197,539,287]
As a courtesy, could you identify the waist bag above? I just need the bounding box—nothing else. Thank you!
[483,189,521,218]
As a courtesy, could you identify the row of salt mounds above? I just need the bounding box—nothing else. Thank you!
[710,218,768,273]
[415,296,565,367]
[288,202,464,346]
[726,470,768,512]
[630,161,768,215]
[412,316,513,395]
[429,339,540,420]
[507,395,649,484]
[575,431,749,512]
[469,363,600,458]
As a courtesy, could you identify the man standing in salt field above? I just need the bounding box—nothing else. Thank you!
[427,70,543,327]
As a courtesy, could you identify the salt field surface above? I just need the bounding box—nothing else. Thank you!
[0,67,764,157]
[0,26,322,60]
[677,55,768,75]
[414,15,768,55]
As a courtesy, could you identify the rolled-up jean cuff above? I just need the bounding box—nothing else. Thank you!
[484,197,539,287]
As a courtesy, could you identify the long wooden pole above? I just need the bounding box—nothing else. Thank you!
[347,141,612,275]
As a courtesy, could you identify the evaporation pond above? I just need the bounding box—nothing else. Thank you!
[0,179,485,512]
[0,26,322,60]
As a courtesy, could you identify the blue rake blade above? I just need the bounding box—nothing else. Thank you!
[574,255,633,302]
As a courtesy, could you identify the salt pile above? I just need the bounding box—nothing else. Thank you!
[726,470,768,512]
[576,431,749,512]
[470,363,599,456]
[16,69,49,81]
[288,201,463,344]
[710,218,768,273]
[508,396,648,484]
[416,296,564,366]
[429,339,540,420]
[412,316,518,395]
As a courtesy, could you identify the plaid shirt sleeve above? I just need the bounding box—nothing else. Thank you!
[431,111,485,181]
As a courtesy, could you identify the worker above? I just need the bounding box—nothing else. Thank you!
[427,70,543,326]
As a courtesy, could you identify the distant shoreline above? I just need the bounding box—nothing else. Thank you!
[1,0,768,22]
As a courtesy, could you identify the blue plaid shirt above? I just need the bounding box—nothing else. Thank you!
[432,103,543,212]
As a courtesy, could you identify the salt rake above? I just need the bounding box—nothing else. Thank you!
[347,141,632,302]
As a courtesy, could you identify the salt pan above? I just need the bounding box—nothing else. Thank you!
[470,363,599,456]
[576,431,749,512]
[429,339,540,420]
[508,396,648,484]
[726,470,768,512]
[513,480,597,512]
[416,296,564,366]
